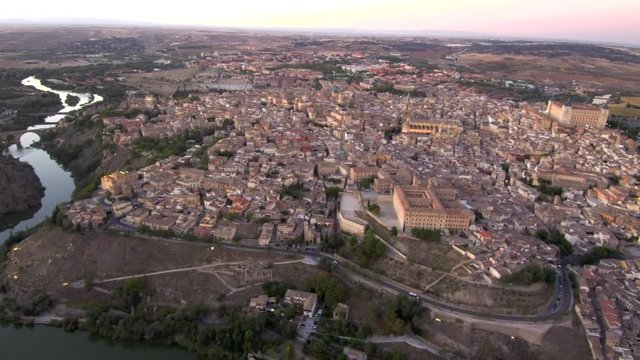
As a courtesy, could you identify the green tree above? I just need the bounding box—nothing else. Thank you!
[325,186,341,199]
[500,264,556,286]
[355,230,387,267]
[410,228,441,242]
[262,281,296,301]
[579,246,623,265]
[283,307,296,319]
[390,226,398,237]
[367,202,381,215]
[113,278,146,312]
[285,343,294,360]
[359,176,375,190]
[304,276,347,310]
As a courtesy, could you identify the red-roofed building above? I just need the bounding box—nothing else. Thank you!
[599,297,621,330]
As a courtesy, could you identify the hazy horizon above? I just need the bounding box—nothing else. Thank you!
[1,0,639,45]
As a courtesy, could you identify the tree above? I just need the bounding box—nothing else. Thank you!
[608,175,621,186]
[283,307,296,319]
[375,295,423,336]
[113,278,146,312]
[367,202,381,215]
[500,264,556,286]
[473,210,484,222]
[359,176,375,190]
[579,246,623,265]
[311,339,326,354]
[410,228,441,242]
[356,230,387,267]
[536,228,572,255]
[535,229,549,241]
[325,186,341,199]
[285,343,294,360]
[390,226,398,237]
[320,233,345,252]
[262,281,295,301]
[304,276,347,310]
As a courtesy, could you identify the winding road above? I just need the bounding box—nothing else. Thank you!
[85,232,573,323]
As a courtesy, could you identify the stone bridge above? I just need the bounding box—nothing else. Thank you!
[0,128,51,143]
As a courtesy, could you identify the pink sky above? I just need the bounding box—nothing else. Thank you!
[2,0,639,44]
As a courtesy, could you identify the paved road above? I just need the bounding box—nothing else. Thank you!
[99,232,572,323]
[200,241,574,322]
[215,241,573,322]
[333,253,572,323]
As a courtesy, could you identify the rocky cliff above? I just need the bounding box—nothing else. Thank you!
[0,155,45,216]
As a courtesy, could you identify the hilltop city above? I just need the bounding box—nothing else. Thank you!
[0,27,639,360]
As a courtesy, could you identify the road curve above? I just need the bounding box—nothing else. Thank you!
[217,242,573,323]
[117,232,572,323]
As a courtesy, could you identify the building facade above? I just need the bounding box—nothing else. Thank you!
[546,101,609,129]
[392,185,474,231]
[101,171,138,197]
[350,166,377,182]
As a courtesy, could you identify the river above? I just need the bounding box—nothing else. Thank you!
[21,76,104,129]
[0,325,196,360]
[0,79,196,358]
[0,76,103,242]
[0,133,75,241]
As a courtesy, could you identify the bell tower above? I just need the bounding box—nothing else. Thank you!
[401,95,412,132]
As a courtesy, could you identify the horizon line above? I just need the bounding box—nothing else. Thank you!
[1,19,639,48]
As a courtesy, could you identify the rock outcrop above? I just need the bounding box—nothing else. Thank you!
[0,155,44,216]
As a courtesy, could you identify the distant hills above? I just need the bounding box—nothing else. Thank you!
[0,18,638,47]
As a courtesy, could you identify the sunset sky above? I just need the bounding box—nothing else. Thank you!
[2,0,639,44]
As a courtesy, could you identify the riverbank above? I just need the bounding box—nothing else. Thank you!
[0,134,74,242]
[0,76,103,242]
[0,324,196,360]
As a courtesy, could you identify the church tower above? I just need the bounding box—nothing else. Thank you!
[400,95,412,132]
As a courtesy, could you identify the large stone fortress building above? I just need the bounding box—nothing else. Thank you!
[392,185,474,231]
[546,100,609,129]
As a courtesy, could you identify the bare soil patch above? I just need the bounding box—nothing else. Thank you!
[121,68,201,97]
[3,228,299,305]
[461,53,640,92]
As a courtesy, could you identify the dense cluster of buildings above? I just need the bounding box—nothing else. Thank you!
[58,42,640,359]
[577,259,640,359]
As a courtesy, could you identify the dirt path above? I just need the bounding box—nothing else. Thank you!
[367,334,442,355]
[92,261,247,284]
[424,260,474,291]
